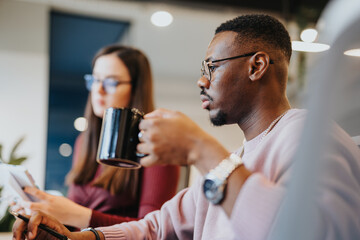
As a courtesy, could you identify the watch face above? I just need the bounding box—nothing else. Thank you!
[203,179,218,199]
[203,175,225,204]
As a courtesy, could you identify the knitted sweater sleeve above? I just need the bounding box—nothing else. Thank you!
[96,184,198,240]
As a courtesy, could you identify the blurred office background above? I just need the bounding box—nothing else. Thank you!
[0,0,331,192]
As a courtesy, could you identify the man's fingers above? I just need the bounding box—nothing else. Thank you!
[27,213,43,239]
[139,155,156,167]
[137,142,156,167]
[137,142,150,156]
[27,212,54,239]
[143,108,169,119]
[28,211,69,237]
[12,218,27,240]
[139,115,170,131]
[139,118,155,131]
[144,108,180,119]
[13,211,70,240]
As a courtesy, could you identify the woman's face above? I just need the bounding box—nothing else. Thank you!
[91,54,132,118]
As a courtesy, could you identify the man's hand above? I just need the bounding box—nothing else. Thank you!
[12,211,72,240]
[137,109,229,174]
[13,187,92,228]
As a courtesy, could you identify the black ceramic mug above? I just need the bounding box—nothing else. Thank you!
[97,107,144,169]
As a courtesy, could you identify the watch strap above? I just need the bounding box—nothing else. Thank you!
[203,152,244,204]
[209,153,243,181]
[81,227,100,240]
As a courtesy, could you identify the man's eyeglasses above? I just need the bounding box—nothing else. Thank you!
[200,52,274,82]
[84,74,131,94]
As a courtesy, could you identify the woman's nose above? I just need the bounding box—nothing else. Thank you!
[94,82,106,95]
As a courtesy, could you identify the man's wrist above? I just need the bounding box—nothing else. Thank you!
[191,136,229,175]
[70,230,100,240]
[70,229,105,240]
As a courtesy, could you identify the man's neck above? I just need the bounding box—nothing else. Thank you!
[239,104,291,141]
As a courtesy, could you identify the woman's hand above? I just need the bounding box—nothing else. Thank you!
[12,211,73,240]
[14,187,92,228]
[137,109,229,174]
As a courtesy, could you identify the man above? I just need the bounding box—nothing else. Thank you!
[13,14,360,240]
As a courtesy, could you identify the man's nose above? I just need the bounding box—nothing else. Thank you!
[197,76,210,89]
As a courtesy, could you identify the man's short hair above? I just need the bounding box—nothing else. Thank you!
[216,14,292,62]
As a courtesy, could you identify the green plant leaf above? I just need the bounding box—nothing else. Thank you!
[0,207,16,232]
[0,137,28,231]
[9,156,27,166]
[9,137,25,163]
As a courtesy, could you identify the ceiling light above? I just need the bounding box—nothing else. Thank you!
[344,48,360,57]
[300,28,318,43]
[74,117,88,132]
[59,143,72,157]
[151,11,173,27]
[292,41,330,53]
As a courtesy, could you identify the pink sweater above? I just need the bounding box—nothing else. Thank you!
[97,109,360,239]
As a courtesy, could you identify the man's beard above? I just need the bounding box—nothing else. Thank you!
[210,110,227,126]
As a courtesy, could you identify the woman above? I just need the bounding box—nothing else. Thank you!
[16,45,180,229]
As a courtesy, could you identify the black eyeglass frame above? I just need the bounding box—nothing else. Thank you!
[201,52,274,82]
[84,74,132,94]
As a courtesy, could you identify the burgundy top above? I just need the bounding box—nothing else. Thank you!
[67,136,180,228]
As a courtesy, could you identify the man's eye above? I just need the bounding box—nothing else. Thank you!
[208,65,216,72]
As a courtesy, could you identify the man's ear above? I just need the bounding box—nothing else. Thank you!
[248,52,271,81]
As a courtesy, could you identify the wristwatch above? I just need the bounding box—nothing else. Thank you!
[203,153,243,204]
[81,227,101,240]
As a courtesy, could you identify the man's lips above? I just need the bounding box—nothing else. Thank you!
[200,94,211,109]
[200,89,213,109]
[201,100,210,109]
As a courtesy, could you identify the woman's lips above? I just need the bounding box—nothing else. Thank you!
[96,99,105,106]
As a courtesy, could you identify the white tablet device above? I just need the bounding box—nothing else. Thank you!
[1,163,38,202]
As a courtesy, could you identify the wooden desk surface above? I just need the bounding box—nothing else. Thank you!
[0,232,12,239]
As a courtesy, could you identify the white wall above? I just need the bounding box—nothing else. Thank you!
[0,0,283,188]
[0,0,49,188]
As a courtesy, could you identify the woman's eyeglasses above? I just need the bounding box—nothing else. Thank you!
[84,74,131,94]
